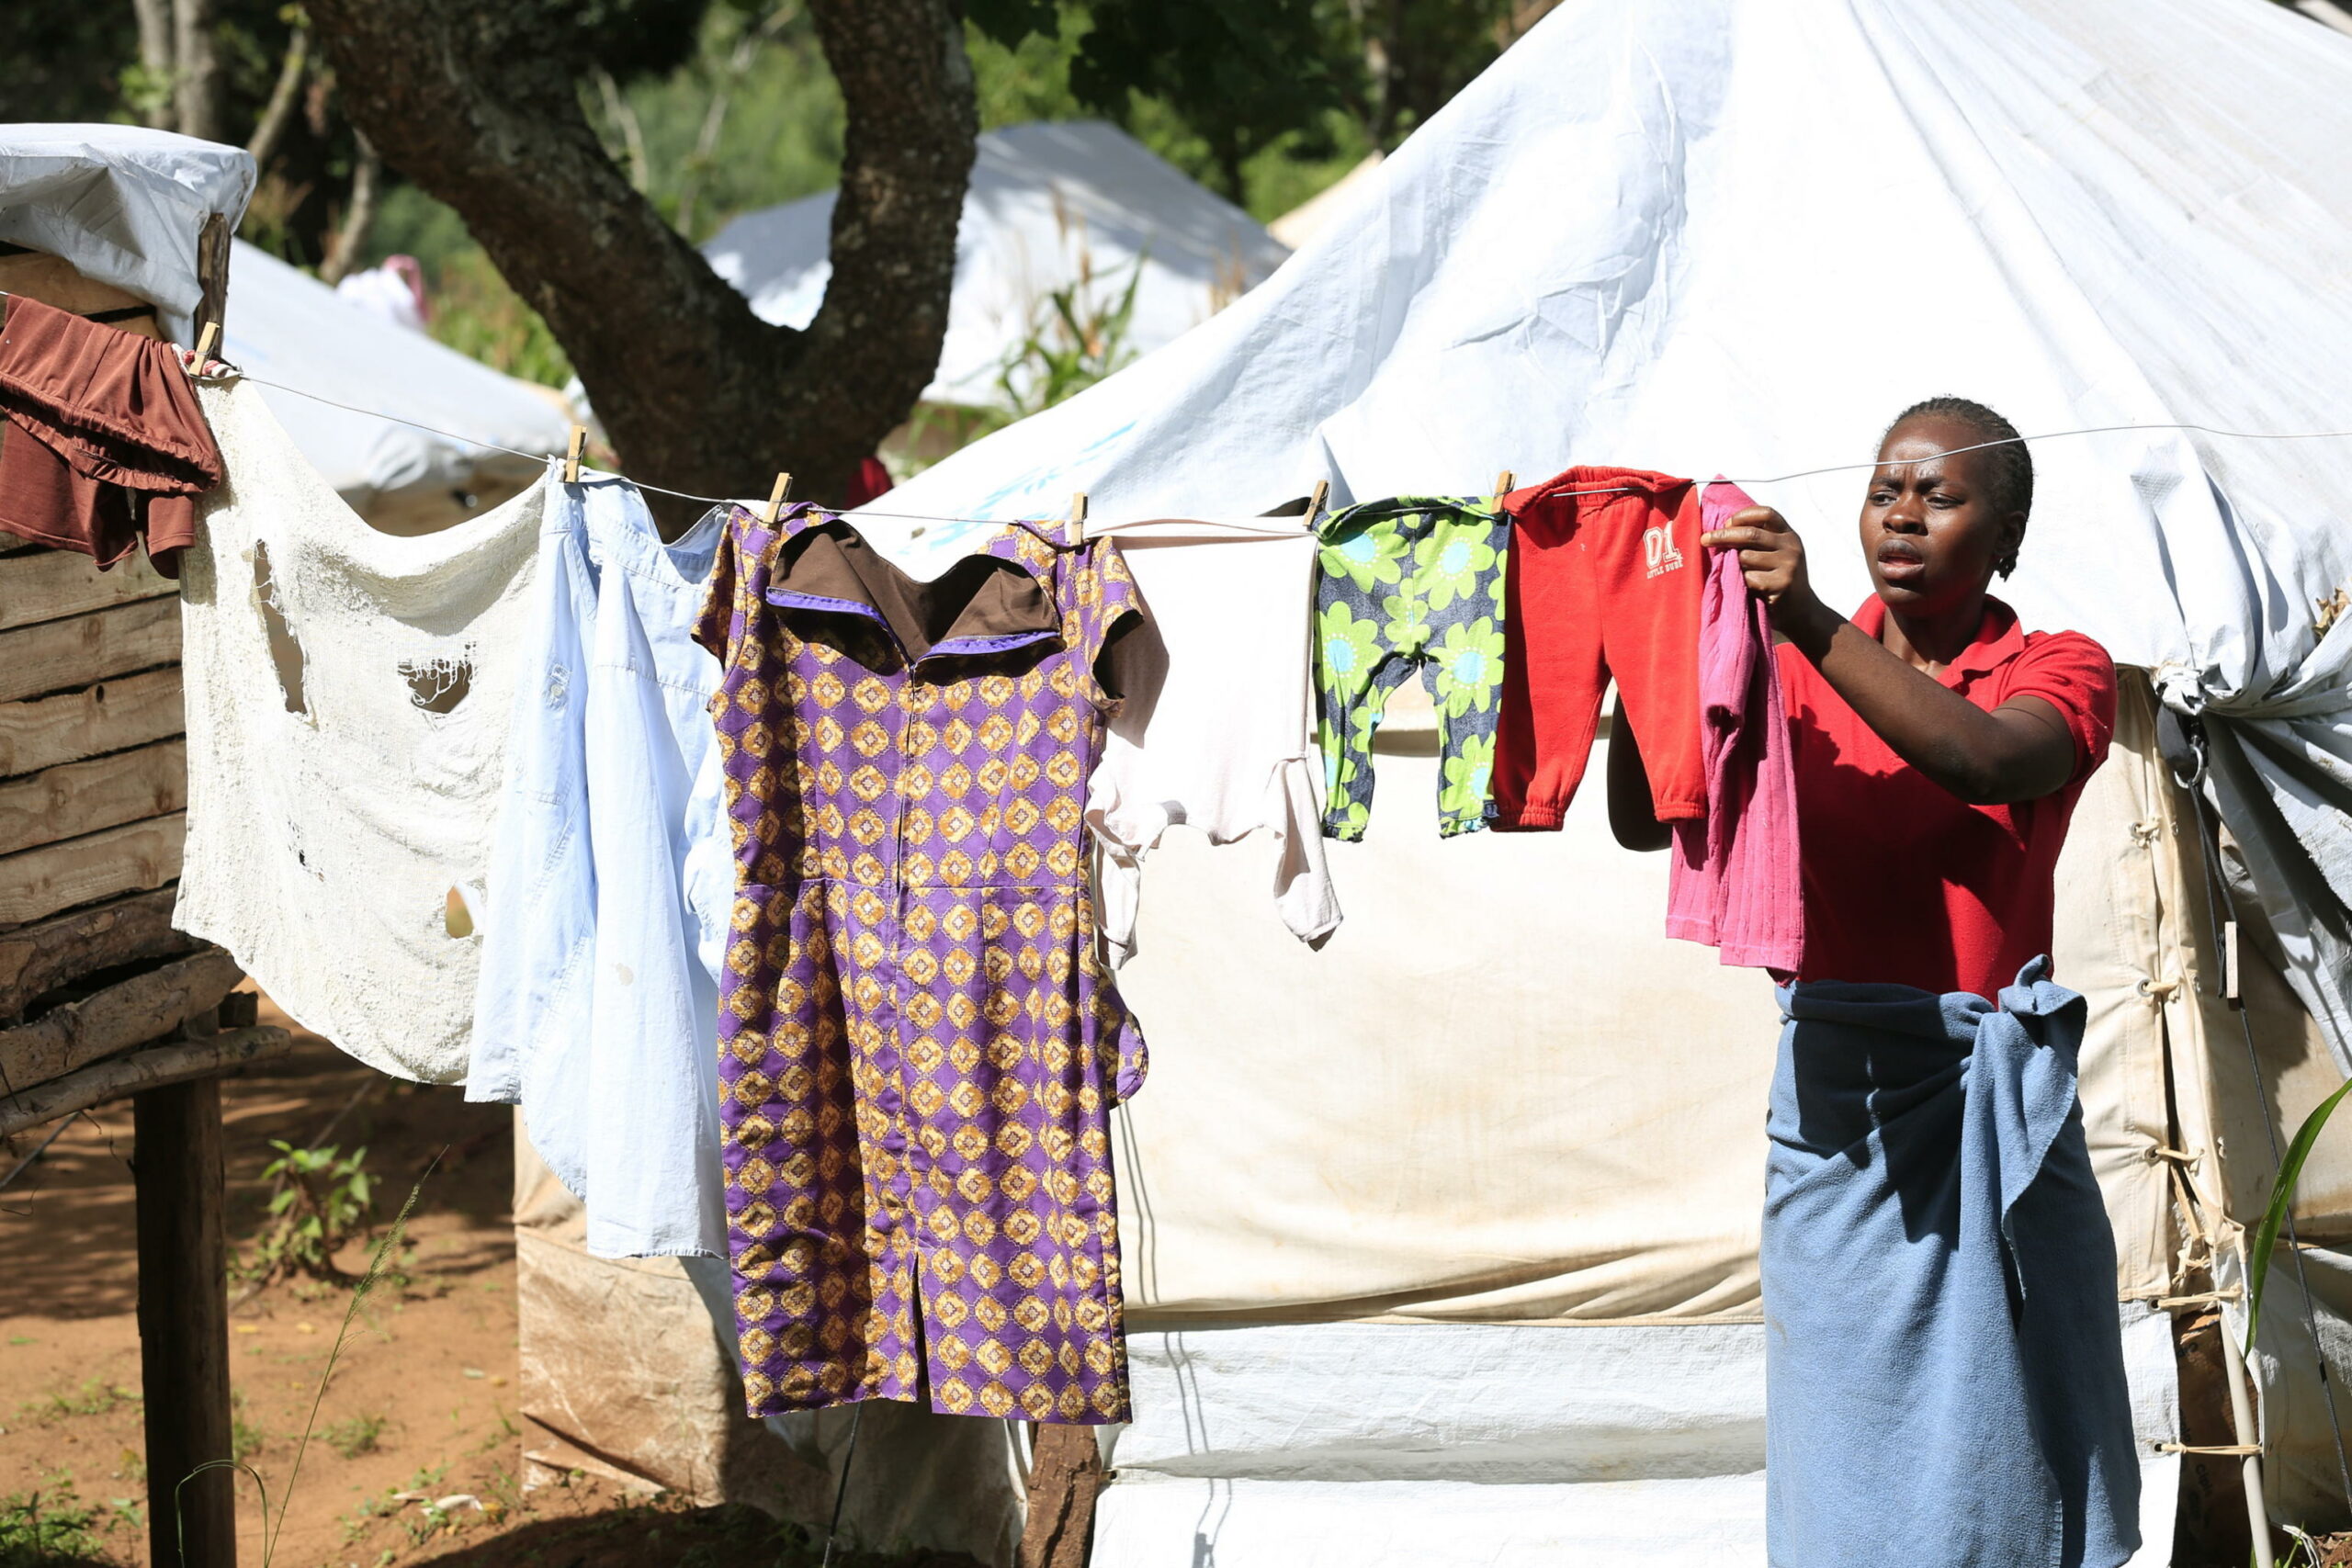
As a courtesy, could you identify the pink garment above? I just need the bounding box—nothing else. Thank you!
[1663,478,1804,976]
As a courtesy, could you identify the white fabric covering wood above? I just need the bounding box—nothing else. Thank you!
[175,376,550,1081]
[0,124,252,344]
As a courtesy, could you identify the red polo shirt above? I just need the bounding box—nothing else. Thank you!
[1776,596,2116,998]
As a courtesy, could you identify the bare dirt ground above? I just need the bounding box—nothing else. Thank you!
[0,993,961,1568]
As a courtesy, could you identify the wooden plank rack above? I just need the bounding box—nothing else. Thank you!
[0,231,281,1568]
[0,546,290,1568]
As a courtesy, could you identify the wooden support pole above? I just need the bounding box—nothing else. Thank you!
[1018,1424,1106,1568]
[134,1040,237,1568]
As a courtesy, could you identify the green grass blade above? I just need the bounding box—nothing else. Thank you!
[2246,1076,2352,1354]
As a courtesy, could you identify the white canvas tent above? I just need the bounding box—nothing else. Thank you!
[831,0,2351,1559]
[221,242,571,531]
[526,0,2352,1562]
[701,120,1290,412]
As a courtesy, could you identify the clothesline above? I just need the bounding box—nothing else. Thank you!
[212,363,2352,525]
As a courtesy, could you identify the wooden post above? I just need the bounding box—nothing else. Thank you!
[134,1012,236,1568]
[1018,1424,1106,1568]
[196,213,232,343]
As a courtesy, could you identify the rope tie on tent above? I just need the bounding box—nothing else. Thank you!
[2161,1442,2266,1456]
[189,359,2352,525]
[2178,756,2352,1513]
[2157,1288,2245,1309]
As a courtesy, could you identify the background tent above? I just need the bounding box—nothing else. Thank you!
[222,242,571,532]
[702,120,1290,412]
[1267,152,1383,250]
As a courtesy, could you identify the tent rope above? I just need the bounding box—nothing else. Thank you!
[199,361,2352,525]
[2184,774,2352,1513]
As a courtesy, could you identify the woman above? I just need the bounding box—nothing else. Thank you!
[1610,398,2141,1568]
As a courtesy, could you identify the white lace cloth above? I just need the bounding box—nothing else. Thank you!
[175,375,550,1080]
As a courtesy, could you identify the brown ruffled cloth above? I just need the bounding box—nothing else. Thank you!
[0,293,222,577]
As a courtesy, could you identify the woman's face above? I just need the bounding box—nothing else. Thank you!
[1859,414,2023,615]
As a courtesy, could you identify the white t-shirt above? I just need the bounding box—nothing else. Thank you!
[1087,520,1340,963]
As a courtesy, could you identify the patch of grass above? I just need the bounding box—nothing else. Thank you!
[322,1414,387,1461]
[17,1380,138,1424]
[230,1393,268,1463]
[0,1474,141,1568]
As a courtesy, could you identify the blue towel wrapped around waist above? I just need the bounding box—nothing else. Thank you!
[1762,957,2140,1568]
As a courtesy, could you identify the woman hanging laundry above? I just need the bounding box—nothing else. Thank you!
[1608,398,2141,1568]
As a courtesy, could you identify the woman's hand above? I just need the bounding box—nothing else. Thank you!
[1700,506,1831,643]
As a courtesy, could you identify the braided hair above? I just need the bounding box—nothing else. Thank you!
[1883,396,2032,577]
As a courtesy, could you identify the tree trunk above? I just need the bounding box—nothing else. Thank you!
[306,0,978,510]
[132,0,175,130]
[172,0,224,143]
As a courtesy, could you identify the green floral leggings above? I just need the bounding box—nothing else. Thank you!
[1313,496,1510,840]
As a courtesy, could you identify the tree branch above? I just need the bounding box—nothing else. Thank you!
[591,66,651,194]
[246,24,311,171]
[305,0,976,504]
[319,132,380,286]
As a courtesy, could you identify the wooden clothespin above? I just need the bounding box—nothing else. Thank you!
[193,320,220,367]
[1493,469,1515,498]
[563,424,587,485]
[762,472,794,526]
[1067,491,1089,547]
[1302,479,1329,532]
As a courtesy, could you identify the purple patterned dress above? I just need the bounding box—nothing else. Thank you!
[694,504,1148,1425]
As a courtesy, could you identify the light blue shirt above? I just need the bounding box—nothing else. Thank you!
[467,475,731,1258]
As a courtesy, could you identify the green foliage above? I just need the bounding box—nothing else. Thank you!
[17,1381,139,1424]
[581,1,844,243]
[1069,2,1343,197]
[0,1475,140,1568]
[246,1141,376,1286]
[231,1394,269,1463]
[322,1413,389,1461]
[418,245,577,390]
[996,253,1143,418]
[2245,1075,2352,1353]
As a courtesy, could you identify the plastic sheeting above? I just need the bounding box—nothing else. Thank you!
[221,242,571,521]
[702,121,1288,411]
[0,124,252,344]
[856,0,2352,1073]
[1094,1312,2178,1568]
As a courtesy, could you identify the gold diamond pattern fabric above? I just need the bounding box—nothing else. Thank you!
[693,505,1148,1425]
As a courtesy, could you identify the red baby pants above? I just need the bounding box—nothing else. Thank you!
[1491,466,1707,830]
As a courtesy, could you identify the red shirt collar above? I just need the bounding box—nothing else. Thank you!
[1850,594,2025,688]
